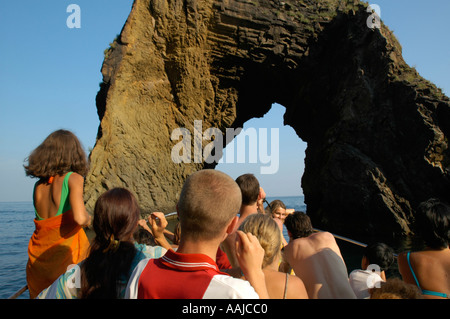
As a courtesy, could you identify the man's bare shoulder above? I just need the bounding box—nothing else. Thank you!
[307,232,340,250]
[311,231,336,241]
[286,232,332,246]
[311,231,335,242]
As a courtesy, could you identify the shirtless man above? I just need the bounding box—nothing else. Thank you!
[283,212,356,299]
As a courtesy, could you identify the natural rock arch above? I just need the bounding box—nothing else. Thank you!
[84,0,450,243]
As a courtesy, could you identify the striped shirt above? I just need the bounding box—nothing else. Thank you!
[125,249,259,299]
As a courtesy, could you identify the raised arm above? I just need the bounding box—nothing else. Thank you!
[149,212,172,251]
[68,173,91,226]
[257,187,266,214]
[235,230,269,299]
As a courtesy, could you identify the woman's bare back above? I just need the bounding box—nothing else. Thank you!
[34,174,68,219]
[399,249,450,299]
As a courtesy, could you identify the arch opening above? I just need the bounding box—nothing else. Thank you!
[215,103,307,200]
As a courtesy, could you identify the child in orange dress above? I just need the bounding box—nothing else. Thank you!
[24,129,91,298]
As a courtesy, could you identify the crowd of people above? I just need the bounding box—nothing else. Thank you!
[24,130,450,299]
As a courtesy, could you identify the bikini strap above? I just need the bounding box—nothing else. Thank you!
[406,251,422,290]
[283,272,289,299]
[407,252,450,298]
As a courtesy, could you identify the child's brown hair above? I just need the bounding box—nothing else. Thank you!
[24,129,89,178]
[81,188,140,298]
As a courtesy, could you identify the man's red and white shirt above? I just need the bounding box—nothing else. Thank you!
[125,249,260,299]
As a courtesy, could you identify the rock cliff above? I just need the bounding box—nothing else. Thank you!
[84,0,450,243]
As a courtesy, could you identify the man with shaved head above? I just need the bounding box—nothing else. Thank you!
[126,169,268,299]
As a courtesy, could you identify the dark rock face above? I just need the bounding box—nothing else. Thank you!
[84,0,450,243]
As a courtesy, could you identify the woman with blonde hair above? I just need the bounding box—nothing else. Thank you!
[238,214,308,299]
[265,199,288,246]
[268,199,287,221]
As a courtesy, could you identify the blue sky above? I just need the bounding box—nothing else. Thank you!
[0,1,449,201]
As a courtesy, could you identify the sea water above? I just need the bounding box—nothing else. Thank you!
[0,202,34,299]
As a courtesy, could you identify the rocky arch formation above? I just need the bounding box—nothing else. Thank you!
[84,0,450,243]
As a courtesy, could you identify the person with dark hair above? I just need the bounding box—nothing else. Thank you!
[24,129,91,298]
[136,218,181,249]
[283,212,356,299]
[235,173,260,206]
[235,173,266,214]
[37,188,169,299]
[398,198,450,299]
[284,210,314,239]
[221,173,266,267]
[126,170,269,299]
[134,224,157,246]
[349,243,395,299]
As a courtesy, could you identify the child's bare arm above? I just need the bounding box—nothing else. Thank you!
[68,173,91,226]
